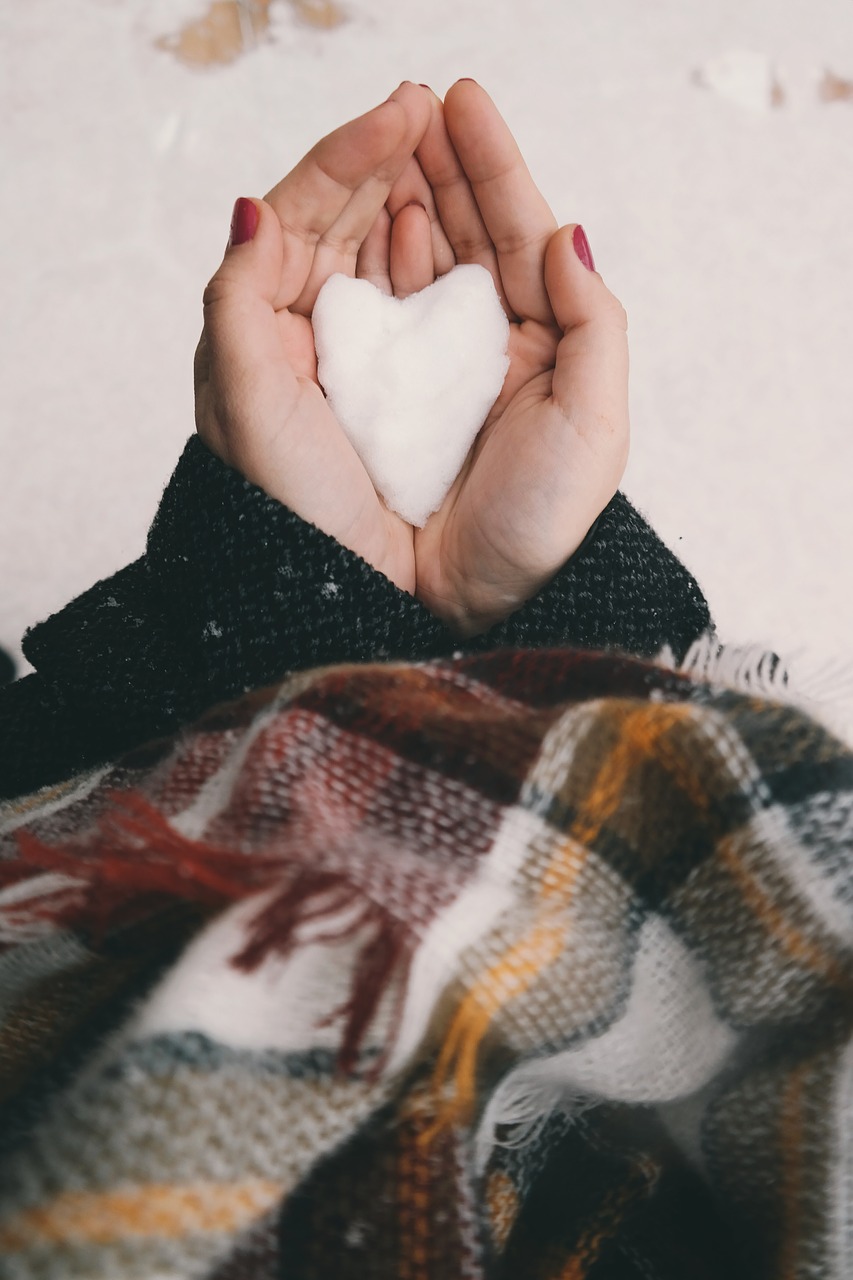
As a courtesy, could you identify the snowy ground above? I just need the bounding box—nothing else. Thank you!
[2,0,852,686]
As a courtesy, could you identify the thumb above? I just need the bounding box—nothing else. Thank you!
[544,224,630,475]
[196,196,305,465]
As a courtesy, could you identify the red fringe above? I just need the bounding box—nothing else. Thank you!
[9,791,411,1073]
[233,868,415,1076]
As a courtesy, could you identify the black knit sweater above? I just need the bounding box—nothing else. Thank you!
[0,437,711,800]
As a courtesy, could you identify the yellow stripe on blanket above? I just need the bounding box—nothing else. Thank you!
[718,834,850,986]
[427,915,568,1136]
[0,1178,284,1248]
[571,702,706,848]
[425,704,702,1135]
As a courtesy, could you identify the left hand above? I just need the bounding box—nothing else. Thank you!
[384,81,630,635]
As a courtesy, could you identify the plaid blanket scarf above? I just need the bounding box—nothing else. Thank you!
[0,647,851,1279]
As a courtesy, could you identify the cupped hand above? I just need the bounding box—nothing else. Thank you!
[388,81,630,634]
[194,83,433,595]
[196,81,629,637]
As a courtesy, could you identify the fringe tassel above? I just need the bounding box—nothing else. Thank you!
[9,791,283,945]
[232,868,415,1075]
[474,1066,598,1172]
[664,633,853,747]
[420,917,566,1144]
[674,634,791,697]
[9,792,414,1076]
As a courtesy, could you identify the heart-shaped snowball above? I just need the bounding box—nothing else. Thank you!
[312,264,510,528]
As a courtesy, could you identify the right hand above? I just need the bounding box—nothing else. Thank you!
[194,83,437,595]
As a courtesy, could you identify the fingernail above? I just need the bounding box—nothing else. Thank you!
[458,77,477,84]
[230,197,259,247]
[404,200,426,211]
[419,83,432,90]
[573,224,595,272]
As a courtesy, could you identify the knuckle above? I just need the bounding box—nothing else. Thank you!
[598,292,628,333]
[202,273,234,311]
[450,234,492,261]
[318,229,362,257]
[499,227,545,257]
[609,297,629,332]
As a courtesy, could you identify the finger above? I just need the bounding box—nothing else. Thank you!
[293,83,433,312]
[444,80,557,324]
[198,196,407,569]
[414,87,506,310]
[199,197,306,471]
[546,224,630,466]
[390,202,435,298]
[356,207,393,294]
[261,97,405,311]
[386,155,456,277]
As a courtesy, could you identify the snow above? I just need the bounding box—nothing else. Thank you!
[692,49,783,112]
[313,266,510,527]
[1,0,852,684]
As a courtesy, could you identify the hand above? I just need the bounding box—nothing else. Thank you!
[195,83,433,596]
[196,82,629,636]
[387,82,630,634]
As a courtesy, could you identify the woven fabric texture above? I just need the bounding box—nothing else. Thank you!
[1,648,850,1278]
[0,438,711,801]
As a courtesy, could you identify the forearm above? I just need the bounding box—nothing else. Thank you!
[0,442,448,799]
[0,439,710,800]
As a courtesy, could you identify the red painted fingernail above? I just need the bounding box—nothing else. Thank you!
[419,83,431,90]
[229,197,259,247]
[573,224,595,271]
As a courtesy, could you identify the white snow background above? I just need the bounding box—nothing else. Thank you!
[1,0,851,680]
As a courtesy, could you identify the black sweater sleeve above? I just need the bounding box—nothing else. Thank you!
[0,437,711,799]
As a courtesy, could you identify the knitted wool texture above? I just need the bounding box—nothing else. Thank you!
[0,438,710,799]
[1,648,851,1279]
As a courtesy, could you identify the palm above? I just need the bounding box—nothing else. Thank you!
[276,309,416,588]
[415,323,566,629]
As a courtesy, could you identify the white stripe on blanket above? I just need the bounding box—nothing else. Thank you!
[124,886,398,1059]
[388,700,605,1075]
[474,914,738,1169]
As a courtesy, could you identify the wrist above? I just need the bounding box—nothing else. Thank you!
[415,513,613,638]
[416,571,547,639]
